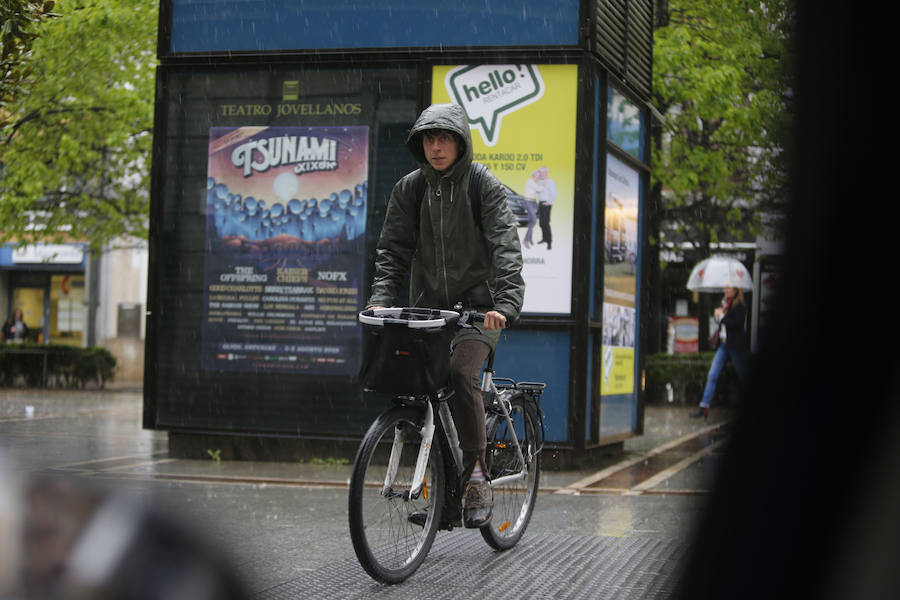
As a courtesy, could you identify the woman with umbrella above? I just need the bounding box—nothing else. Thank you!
[686,257,752,419]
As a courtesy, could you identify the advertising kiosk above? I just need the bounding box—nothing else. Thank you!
[145,0,655,462]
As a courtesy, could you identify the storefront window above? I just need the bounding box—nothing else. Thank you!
[50,275,84,346]
[10,287,43,342]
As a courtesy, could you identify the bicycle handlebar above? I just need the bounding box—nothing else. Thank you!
[456,310,486,330]
[358,307,487,331]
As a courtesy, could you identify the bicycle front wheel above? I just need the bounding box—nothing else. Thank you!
[348,406,444,583]
[481,391,541,550]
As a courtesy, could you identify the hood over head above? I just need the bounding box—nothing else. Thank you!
[406,103,473,178]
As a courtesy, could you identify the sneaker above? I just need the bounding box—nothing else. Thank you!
[462,480,493,528]
[408,505,462,530]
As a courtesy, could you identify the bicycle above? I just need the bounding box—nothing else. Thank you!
[349,307,546,584]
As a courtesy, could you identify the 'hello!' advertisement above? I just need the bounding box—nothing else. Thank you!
[433,64,577,315]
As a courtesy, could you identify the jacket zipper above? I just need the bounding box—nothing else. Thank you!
[438,180,452,306]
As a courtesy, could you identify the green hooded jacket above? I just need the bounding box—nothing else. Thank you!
[367,103,525,341]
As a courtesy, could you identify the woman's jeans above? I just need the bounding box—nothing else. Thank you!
[700,343,749,408]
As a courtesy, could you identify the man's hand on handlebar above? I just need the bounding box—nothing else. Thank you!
[483,310,506,330]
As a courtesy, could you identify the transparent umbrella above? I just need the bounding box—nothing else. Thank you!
[686,256,753,292]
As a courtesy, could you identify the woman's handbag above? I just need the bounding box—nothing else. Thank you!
[710,298,733,349]
[710,322,723,348]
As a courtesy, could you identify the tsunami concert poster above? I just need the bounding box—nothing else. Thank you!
[201,126,369,375]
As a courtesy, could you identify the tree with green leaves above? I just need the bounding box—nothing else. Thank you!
[0,0,157,250]
[652,0,792,257]
[1,0,57,125]
[649,0,792,349]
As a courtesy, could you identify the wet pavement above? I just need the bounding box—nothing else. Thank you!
[0,385,734,598]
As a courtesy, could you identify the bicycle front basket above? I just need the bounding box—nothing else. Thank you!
[358,308,457,394]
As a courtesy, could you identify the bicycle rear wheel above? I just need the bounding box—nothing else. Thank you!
[348,406,444,583]
[480,391,541,550]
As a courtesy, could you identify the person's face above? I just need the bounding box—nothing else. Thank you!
[422,130,459,173]
[723,287,737,299]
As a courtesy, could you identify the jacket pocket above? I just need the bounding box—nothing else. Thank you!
[464,280,495,308]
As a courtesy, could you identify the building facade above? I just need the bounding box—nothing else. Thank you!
[1,240,147,382]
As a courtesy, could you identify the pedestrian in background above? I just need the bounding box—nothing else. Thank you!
[2,308,30,343]
[690,287,749,419]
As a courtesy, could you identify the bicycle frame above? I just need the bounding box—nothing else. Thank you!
[481,370,528,488]
[392,368,530,500]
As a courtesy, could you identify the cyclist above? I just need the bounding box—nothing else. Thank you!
[366,103,524,528]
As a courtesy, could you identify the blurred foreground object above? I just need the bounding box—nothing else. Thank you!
[1,466,247,600]
[0,457,24,595]
[675,1,899,598]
